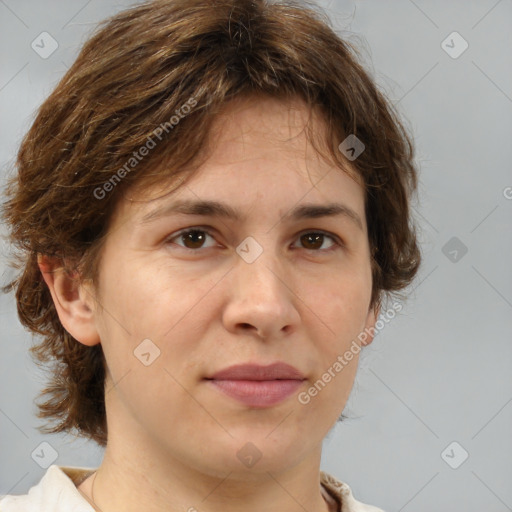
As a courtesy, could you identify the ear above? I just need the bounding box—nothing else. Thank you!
[360,302,381,347]
[38,254,100,346]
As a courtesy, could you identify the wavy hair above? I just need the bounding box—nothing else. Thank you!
[1,0,421,446]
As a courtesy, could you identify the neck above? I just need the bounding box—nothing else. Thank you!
[82,441,332,512]
[88,377,336,512]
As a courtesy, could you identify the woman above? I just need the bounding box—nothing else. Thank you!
[0,0,421,510]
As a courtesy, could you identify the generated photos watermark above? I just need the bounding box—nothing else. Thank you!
[93,96,197,200]
[298,301,402,405]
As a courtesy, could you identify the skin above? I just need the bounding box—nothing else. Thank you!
[40,95,379,512]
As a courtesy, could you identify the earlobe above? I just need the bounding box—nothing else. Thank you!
[38,254,101,347]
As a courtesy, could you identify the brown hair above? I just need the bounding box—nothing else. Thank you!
[1,0,421,446]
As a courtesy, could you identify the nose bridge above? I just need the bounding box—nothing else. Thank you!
[236,233,288,300]
[223,232,299,338]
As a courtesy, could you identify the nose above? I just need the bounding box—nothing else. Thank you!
[221,247,300,340]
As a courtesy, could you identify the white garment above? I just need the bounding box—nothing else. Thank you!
[0,465,385,512]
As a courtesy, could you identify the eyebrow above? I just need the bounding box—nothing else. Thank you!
[141,199,363,230]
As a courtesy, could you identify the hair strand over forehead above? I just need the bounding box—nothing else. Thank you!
[1,0,421,446]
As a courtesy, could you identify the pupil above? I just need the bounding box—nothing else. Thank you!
[186,231,204,248]
[303,233,322,249]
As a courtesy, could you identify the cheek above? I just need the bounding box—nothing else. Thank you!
[97,257,176,334]
[297,352,359,435]
[91,258,165,379]
[300,273,371,411]
[95,259,221,379]
[306,271,372,341]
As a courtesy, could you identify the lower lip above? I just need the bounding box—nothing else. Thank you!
[207,379,304,407]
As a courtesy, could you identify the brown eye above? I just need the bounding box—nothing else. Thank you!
[166,228,341,253]
[296,231,338,252]
[300,233,324,250]
[181,230,208,249]
[167,228,216,251]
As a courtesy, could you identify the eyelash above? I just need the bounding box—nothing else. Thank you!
[164,226,344,254]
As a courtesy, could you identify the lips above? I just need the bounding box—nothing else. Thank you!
[207,362,305,381]
[205,362,306,407]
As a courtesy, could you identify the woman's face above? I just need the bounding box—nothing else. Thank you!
[88,95,377,477]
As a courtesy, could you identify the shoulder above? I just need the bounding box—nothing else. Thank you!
[0,465,96,512]
[320,470,387,512]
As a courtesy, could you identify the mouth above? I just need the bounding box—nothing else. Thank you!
[204,362,306,408]
[207,362,305,381]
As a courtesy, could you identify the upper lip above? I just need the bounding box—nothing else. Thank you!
[207,362,305,381]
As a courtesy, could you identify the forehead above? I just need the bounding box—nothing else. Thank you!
[114,95,366,227]
[204,94,360,177]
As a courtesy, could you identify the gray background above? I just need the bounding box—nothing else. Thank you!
[1,1,511,510]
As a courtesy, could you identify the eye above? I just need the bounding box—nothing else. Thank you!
[292,231,342,252]
[165,227,343,253]
[166,227,218,251]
